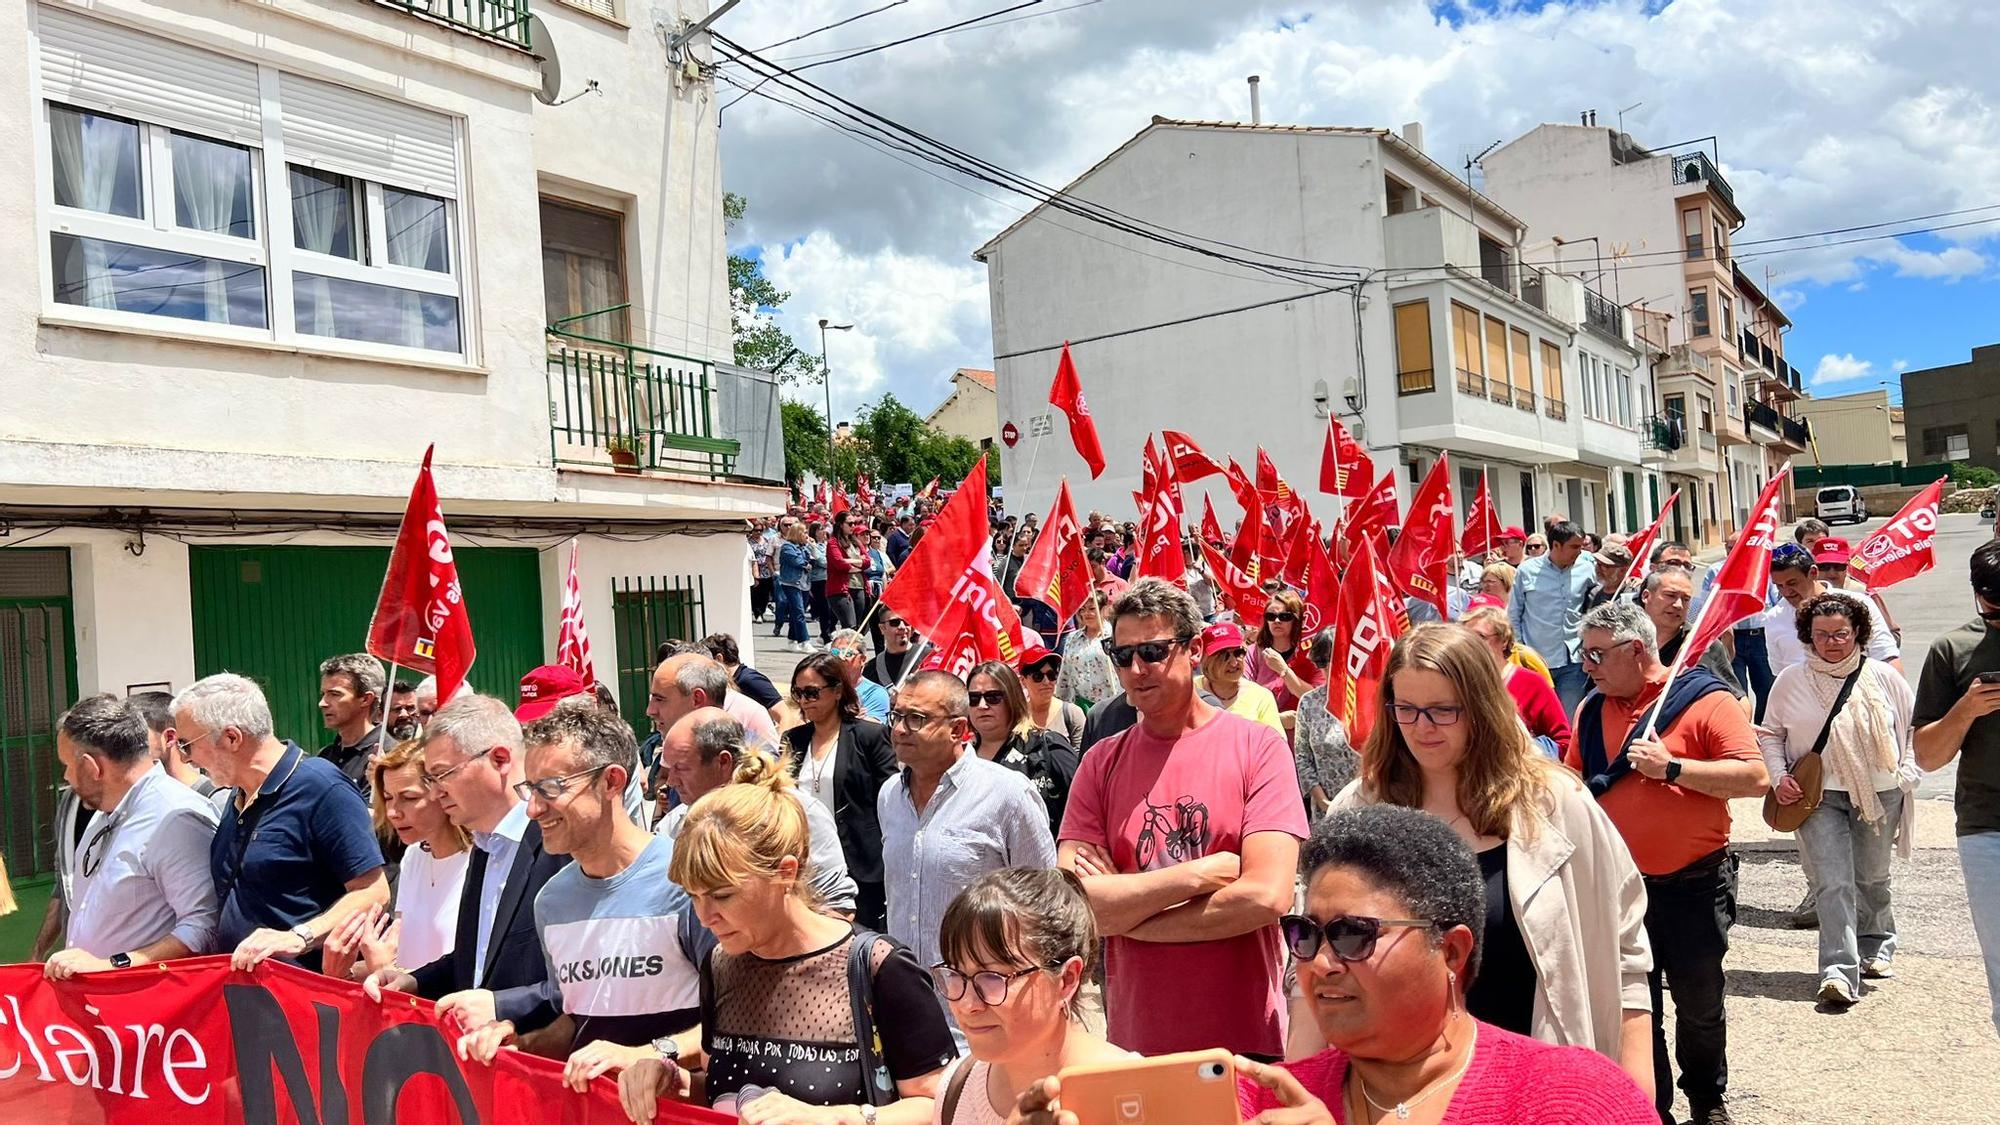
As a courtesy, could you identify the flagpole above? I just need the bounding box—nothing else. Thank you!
[380,658,401,740]
[892,639,931,695]
[1021,430,1046,495]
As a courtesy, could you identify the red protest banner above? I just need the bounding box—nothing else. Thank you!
[1851,478,1946,591]
[0,956,727,1125]
[366,445,475,703]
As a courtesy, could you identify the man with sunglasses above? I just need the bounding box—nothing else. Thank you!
[864,613,920,687]
[1566,601,1767,1125]
[1057,578,1307,1059]
[1511,520,1598,716]
[44,694,219,980]
[1913,539,2000,1037]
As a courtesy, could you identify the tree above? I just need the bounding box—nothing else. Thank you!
[853,393,992,489]
[781,400,873,489]
[728,193,823,385]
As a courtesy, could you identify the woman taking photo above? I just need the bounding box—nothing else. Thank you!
[618,756,957,1125]
[1193,621,1285,736]
[826,511,869,634]
[1459,608,1571,752]
[1293,629,1360,817]
[966,661,1081,841]
[1053,593,1116,710]
[783,653,897,930]
[1758,592,1917,1006]
[323,739,469,981]
[1017,645,1085,748]
[931,867,1128,1125]
[1322,624,1652,1091]
[1249,590,1319,712]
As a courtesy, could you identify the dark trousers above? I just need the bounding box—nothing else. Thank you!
[854,879,886,931]
[751,576,772,619]
[811,582,832,641]
[1731,628,1775,723]
[828,590,859,632]
[1643,849,1738,1121]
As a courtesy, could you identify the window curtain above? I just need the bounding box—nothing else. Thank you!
[289,167,342,336]
[385,191,448,272]
[48,110,122,309]
[171,134,252,323]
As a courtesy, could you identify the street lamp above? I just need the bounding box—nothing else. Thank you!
[818,318,854,476]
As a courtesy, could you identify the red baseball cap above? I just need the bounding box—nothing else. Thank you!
[1466,593,1507,613]
[1813,537,1854,568]
[516,665,591,723]
[1200,621,1246,654]
[1498,526,1527,543]
[1019,642,1061,669]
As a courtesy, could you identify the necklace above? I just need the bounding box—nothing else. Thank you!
[803,733,836,790]
[1353,1023,1477,1121]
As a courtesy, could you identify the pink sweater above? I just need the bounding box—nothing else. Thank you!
[1237,1023,1655,1124]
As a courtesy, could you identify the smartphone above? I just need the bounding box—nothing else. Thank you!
[1979,672,2000,685]
[1056,1049,1242,1125]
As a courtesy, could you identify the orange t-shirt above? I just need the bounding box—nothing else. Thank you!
[1564,672,1761,876]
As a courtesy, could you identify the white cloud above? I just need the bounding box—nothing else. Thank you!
[1891,358,1911,373]
[1863,242,1988,280]
[1813,353,1875,386]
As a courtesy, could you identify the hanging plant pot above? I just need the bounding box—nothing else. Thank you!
[610,448,641,474]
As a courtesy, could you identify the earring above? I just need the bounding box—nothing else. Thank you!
[1447,970,1464,1019]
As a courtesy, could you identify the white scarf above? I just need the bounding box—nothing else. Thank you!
[1803,649,1898,824]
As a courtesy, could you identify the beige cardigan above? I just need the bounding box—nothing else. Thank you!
[1325,771,1653,1060]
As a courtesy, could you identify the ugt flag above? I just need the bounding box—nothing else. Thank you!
[367,445,475,704]
[1388,454,1454,618]
[1624,489,1681,584]
[1320,416,1374,500]
[879,456,1027,664]
[1460,473,1503,559]
[1015,477,1092,624]
[1850,478,1946,591]
[1673,468,1791,681]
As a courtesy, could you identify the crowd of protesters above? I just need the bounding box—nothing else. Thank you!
[18,486,2000,1125]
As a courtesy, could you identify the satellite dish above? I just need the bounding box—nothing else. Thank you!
[530,14,563,105]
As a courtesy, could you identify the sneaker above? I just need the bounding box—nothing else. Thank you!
[1690,1104,1734,1125]
[1817,977,1857,1006]
[787,640,810,653]
[1788,890,1819,930]
[1861,958,1894,979]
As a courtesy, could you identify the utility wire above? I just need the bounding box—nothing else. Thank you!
[765,0,1105,62]
[751,0,910,53]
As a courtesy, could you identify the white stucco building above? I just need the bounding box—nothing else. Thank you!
[0,0,783,882]
[974,117,1650,540]
[924,366,999,449]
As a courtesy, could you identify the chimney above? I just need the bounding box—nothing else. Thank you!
[1248,75,1262,125]
[1400,121,1424,153]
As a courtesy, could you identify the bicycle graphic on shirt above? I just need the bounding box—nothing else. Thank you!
[1136,796,1212,871]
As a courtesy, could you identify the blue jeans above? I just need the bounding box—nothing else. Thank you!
[1732,627,1776,722]
[776,584,808,644]
[1962,830,2000,1037]
[1551,662,1591,718]
[1796,788,1901,993]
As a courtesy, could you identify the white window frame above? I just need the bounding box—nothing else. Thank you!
[31,21,475,366]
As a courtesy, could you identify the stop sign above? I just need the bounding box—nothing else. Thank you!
[1001,421,1020,447]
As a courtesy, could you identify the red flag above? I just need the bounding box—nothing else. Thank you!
[1200,495,1226,547]
[1015,478,1092,624]
[829,488,850,519]
[1343,470,1401,551]
[1459,473,1503,559]
[1319,416,1375,500]
[919,588,1027,678]
[1199,536,1265,630]
[1329,537,1398,746]
[857,474,875,506]
[556,539,595,683]
[879,458,1028,665]
[1162,429,1226,483]
[1671,469,1792,683]
[1851,478,1946,591]
[1256,447,1305,533]
[920,476,941,500]
[1136,476,1188,589]
[1623,490,1682,584]
[367,446,476,704]
[1225,460,1264,580]
[1049,342,1106,479]
[1388,455,1454,617]
[1281,509,1318,590]
[1300,534,1340,638]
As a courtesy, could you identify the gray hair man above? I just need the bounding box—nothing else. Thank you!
[45,693,220,979]
[1055,578,1306,1058]
[656,707,857,915]
[1639,568,1750,717]
[1569,599,1768,1124]
[173,673,388,972]
[317,652,387,791]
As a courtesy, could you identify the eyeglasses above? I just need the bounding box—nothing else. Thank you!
[1811,628,1855,644]
[423,746,494,788]
[1581,639,1638,666]
[1265,611,1298,623]
[1022,665,1059,682]
[1214,648,1247,662]
[885,709,949,732]
[792,685,826,703]
[1525,543,1548,553]
[512,764,612,803]
[1104,636,1193,668]
[1389,703,1462,727]
[968,690,1008,707]
[1279,914,1439,963]
[174,728,222,762]
[884,619,910,630]
[930,963,1057,1005]
[80,810,126,879]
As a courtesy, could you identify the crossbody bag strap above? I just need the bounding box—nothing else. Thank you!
[1803,666,1866,762]
[940,1059,975,1124]
[845,930,896,1106]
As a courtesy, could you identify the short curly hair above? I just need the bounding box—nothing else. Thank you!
[1301,805,1486,985]
[1795,591,1871,649]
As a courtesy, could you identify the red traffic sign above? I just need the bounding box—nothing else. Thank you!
[1001,421,1020,447]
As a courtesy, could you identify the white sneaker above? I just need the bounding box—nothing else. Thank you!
[1861,958,1894,979]
[1818,978,1857,1005]
[788,640,810,653]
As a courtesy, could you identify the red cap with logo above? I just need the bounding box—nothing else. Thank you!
[1018,642,1060,669]
[1813,537,1854,568]
[516,664,591,723]
[1498,526,1527,543]
[1200,621,1246,654]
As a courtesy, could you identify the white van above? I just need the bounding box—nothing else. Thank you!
[1815,485,1869,524]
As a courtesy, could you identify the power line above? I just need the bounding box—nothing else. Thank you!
[751,0,910,53]
[764,0,1105,62]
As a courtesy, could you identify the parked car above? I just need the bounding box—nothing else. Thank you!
[1815,485,1869,524]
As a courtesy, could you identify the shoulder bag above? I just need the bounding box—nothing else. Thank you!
[1762,666,1863,832]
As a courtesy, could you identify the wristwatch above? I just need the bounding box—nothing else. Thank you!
[109,952,133,969]
[290,922,318,951]
[1664,760,1684,784]
[651,1036,681,1064]
[859,1106,878,1125]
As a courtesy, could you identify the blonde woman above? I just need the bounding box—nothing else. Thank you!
[324,739,471,981]
[617,756,956,1124]
[1319,624,1654,1093]
[1192,621,1285,736]
[1461,607,1571,751]
[1480,561,1518,600]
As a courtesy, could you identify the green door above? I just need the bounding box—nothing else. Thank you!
[190,546,544,746]
[1623,471,1641,534]
[0,548,79,882]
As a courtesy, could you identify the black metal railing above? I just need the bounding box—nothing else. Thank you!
[1744,401,1781,434]
[1583,288,1624,338]
[1781,415,1811,446]
[370,0,532,47]
[1672,150,1735,214]
[1643,414,1685,451]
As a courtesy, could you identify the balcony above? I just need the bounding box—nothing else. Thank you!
[1643,414,1686,451]
[369,0,533,48]
[1583,288,1624,341]
[547,324,751,481]
[1777,414,1811,453]
[1672,151,1736,216]
[1744,400,1782,439]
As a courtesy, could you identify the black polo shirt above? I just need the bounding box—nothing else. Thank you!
[318,723,383,792]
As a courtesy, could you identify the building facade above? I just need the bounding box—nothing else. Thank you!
[924,367,999,449]
[0,0,783,885]
[975,118,1651,542]
[1797,389,1905,466]
[1903,344,2000,470]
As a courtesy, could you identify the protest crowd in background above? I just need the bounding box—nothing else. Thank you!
[15,390,1998,1125]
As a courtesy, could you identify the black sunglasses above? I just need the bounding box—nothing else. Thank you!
[1021,664,1059,682]
[1103,636,1193,668]
[792,685,825,702]
[1279,913,1438,963]
[968,689,1008,707]
[1265,611,1298,623]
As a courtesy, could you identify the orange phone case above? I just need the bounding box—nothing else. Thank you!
[1055,1049,1243,1125]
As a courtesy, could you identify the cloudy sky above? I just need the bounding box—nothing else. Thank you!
[713,0,2000,424]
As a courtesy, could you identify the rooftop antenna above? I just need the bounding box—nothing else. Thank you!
[1617,100,1643,135]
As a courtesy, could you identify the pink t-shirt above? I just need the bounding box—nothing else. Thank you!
[1058,709,1308,1058]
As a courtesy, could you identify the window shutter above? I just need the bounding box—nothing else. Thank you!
[36,6,261,145]
[559,0,619,20]
[279,73,458,198]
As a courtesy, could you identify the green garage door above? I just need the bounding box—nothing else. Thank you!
[190,546,544,747]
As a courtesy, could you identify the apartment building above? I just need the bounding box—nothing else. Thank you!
[1904,344,2000,470]
[0,0,783,885]
[924,366,999,449]
[1797,389,1904,466]
[974,117,1651,541]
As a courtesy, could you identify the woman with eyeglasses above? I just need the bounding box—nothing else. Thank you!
[1758,592,1918,1006]
[1248,590,1321,718]
[1293,629,1360,817]
[1524,534,1549,557]
[617,754,958,1124]
[1459,608,1570,752]
[1193,621,1286,737]
[783,653,897,930]
[1017,646,1086,748]
[929,868,1129,1125]
[1319,625,1653,1093]
[1054,593,1117,711]
[323,739,470,981]
[966,661,1081,841]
